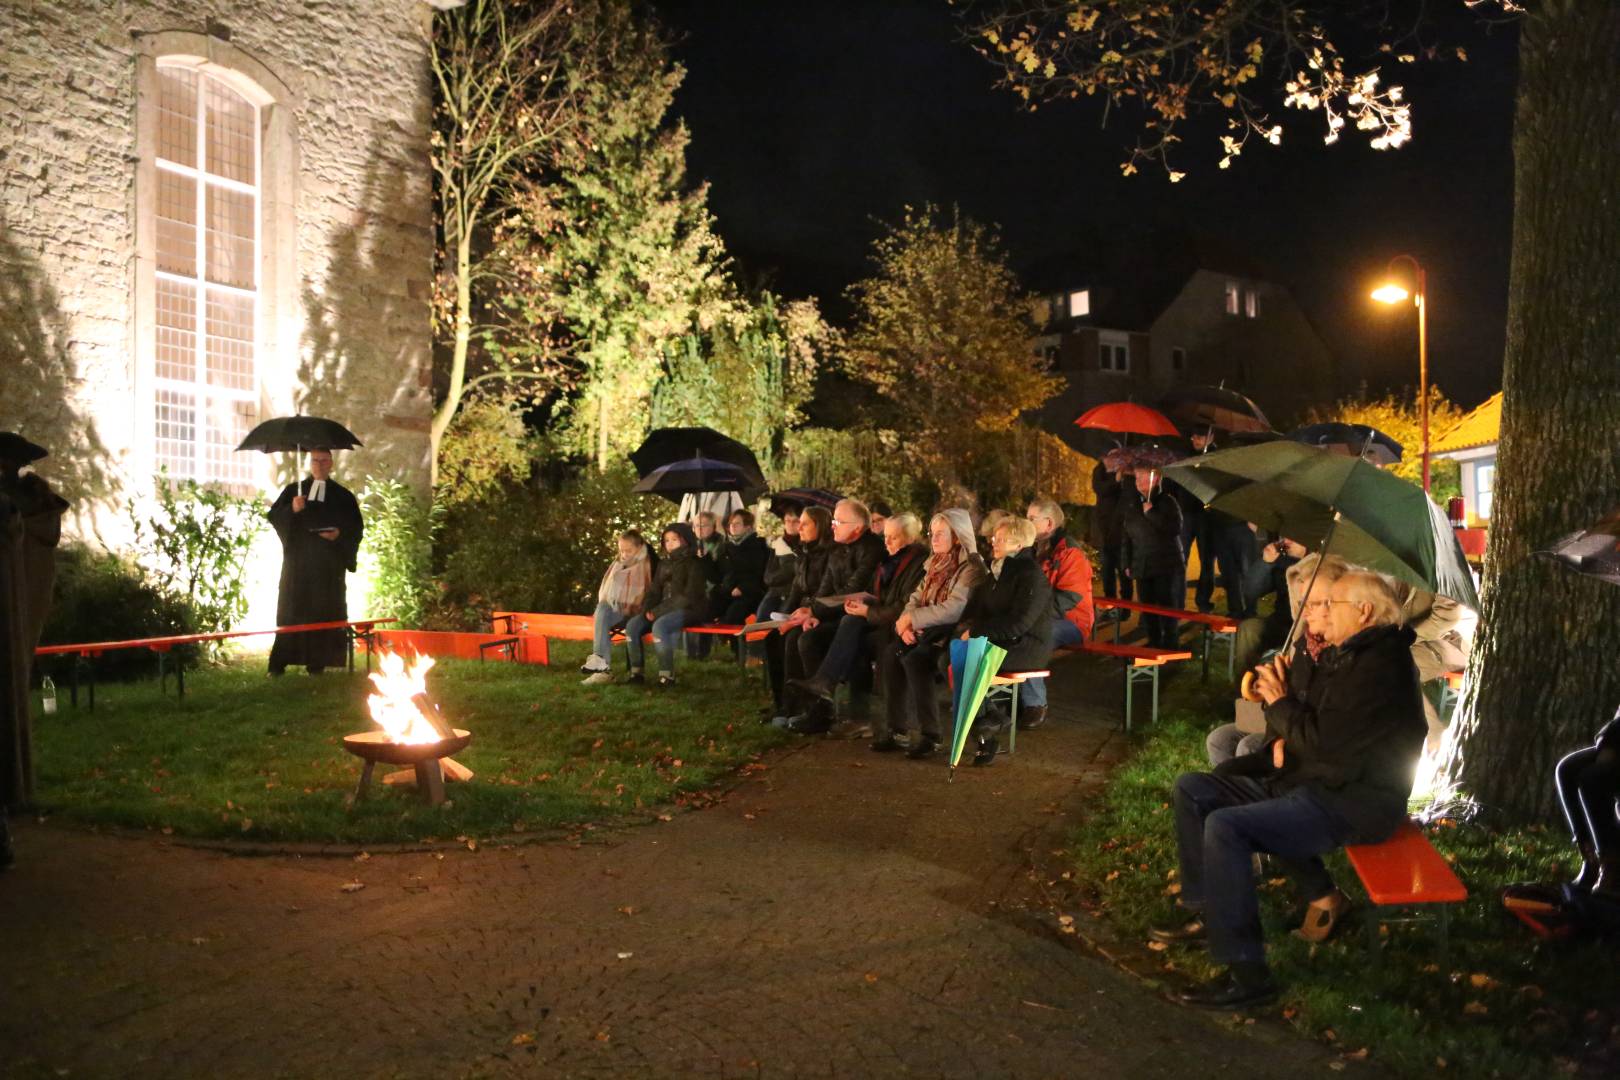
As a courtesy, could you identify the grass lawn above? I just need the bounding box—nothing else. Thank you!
[1068,674,1620,1077]
[32,641,787,846]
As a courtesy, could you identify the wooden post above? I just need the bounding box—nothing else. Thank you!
[415,759,447,806]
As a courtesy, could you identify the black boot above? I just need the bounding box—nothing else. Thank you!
[787,674,836,703]
[906,736,939,760]
[1178,962,1278,1010]
[972,733,999,766]
[1573,843,1601,891]
[1018,705,1049,730]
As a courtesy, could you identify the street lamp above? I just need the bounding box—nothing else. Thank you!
[1371,254,1429,492]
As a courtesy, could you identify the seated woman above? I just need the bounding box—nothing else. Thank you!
[712,509,769,625]
[622,523,708,687]
[1558,710,1620,899]
[765,505,833,716]
[581,530,656,683]
[977,508,1014,565]
[876,509,985,757]
[787,512,927,717]
[956,516,1053,766]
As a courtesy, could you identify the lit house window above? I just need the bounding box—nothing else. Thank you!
[1170,346,1187,372]
[1224,280,1240,315]
[1098,332,1130,373]
[1068,289,1090,317]
[151,63,259,489]
[1244,288,1260,318]
[1476,462,1495,520]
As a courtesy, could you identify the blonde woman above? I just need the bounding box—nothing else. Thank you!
[582,531,655,684]
[877,509,985,757]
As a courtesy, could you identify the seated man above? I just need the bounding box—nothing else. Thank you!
[1156,569,1425,1009]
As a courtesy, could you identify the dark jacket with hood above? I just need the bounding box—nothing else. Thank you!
[1119,485,1185,580]
[643,523,710,621]
[811,528,887,619]
[961,547,1055,673]
[717,531,769,602]
[1261,623,1426,843]
[863,542,929,628]
[762,534,802,594]
[784,536,835,612]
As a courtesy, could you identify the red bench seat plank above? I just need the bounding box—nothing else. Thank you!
[1345,820,1468,905]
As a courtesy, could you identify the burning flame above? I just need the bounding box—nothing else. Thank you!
[367,650,441,744]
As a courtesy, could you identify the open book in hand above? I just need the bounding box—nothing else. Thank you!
[735,614,799,635]
[816,592,876,607]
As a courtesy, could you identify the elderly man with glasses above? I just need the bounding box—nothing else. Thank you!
[1152,567,1426,1010]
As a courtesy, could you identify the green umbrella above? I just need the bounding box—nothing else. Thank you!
[1162,441,1479,611]
[949,636,1007,776]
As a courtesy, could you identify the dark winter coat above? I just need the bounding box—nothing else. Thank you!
[864,543,929,628]
[811,529,887,618]
[644,532,710,621]
[1090,463,1125,547]
[762,535,802,594]
[1262,623,1426,843]
[784,537,834,611]
[1118,487,1185,581]
[717,533,769,602]
[961,547,1054,673]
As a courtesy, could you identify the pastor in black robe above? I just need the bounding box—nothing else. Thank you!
[1,468,67,814]
[267,476,363,674]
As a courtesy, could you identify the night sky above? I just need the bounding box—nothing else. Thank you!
[651,0,1519,409]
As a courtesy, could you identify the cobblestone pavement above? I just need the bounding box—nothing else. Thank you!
[1,658,1357,1079]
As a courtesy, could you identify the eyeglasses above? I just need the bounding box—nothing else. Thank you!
[1305,599,1360,609]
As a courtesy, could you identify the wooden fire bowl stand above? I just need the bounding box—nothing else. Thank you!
[343,730,473,807]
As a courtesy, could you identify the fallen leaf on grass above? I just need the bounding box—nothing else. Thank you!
[511,1032,534,1046]
[191,936,208,946]
[354,852,371,862]
[1468,973,1502,990]
[1145,940,1168,952]
[1057,914,1074,927]
[616,951,633,960]
[594,1030,611,1042]
[466,839,478,852]
[657,814,673,822]
[617,906,636,916]
[864,972,879,983]
[1436,1058,1448,1069]
[1462,1001,1488,1016]
[1342,1048,1369,1061]
[1105,870,1120,882]
[1163,883,1182,896]
[340,880,365,893]
[1327,1063,1346,1072]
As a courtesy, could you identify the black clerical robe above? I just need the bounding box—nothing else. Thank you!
[1,472,67,810]
[267,477,363,673]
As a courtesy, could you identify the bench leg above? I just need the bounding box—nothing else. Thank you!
[1364,908,1382,960]
[1438,903,1451,971]
[1008,683,1018,756]
[1150,666,1160,726]
[1201,627,1211,682]
[1123,662,1133,734]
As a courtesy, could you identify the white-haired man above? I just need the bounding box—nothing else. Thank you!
[1154,569,1425,1009]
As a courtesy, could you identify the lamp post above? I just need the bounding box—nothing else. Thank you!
[1371,255,1429,492]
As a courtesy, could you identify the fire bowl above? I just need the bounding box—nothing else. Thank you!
[342,729,472,766]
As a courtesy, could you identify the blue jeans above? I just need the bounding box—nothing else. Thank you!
[1172,772,1352,965]
[592,602,634,661]
[624,611,689,674]
[1019,618,1084,709]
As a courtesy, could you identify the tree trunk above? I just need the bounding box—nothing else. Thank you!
[1440,0,1620,820]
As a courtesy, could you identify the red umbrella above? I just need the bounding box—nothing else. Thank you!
[1074,402,1181,438]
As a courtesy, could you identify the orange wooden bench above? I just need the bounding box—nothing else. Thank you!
[1095,597,1239,681]
[988,668,1049,754]
[365,629,546,665]
[1345,819,1468,964]
[490,611,770,670]
[35,618,396,708]
[1438,668,1466,724]
[1059,641,1192,732]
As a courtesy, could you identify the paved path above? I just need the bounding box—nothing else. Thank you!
[1,656,1355,1079]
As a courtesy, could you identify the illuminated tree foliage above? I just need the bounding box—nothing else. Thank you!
[973,0,1620,820]
[513,0,735,470]
[429,0,594,484]
[843,206,1060,490]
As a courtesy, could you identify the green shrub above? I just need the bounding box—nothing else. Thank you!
[358,478,437,628]
[433,464,667,627]
[37,545,201,683]
[130,473,262,642]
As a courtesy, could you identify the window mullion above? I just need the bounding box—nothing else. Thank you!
[193,72,208,482]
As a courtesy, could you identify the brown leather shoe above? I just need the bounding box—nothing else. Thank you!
[1293,889,1351,942]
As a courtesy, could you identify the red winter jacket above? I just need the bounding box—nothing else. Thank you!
[1038,530,1095,640]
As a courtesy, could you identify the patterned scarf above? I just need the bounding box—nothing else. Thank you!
[599,547,653,612]
[916,545,964,607]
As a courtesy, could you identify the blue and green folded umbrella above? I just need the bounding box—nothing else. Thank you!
[948,636,1007,774]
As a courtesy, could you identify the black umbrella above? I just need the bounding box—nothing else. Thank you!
[632,457,760,504]
[768,486,841,518]
[1288,422,1402,467]
[1537,509,1620,587]
[1158,386,1272,435]
[631,426,765,486]
[0,432,49,465]
[237,415,362,479]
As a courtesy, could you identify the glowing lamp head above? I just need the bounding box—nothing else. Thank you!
[1371,283,1411,305]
